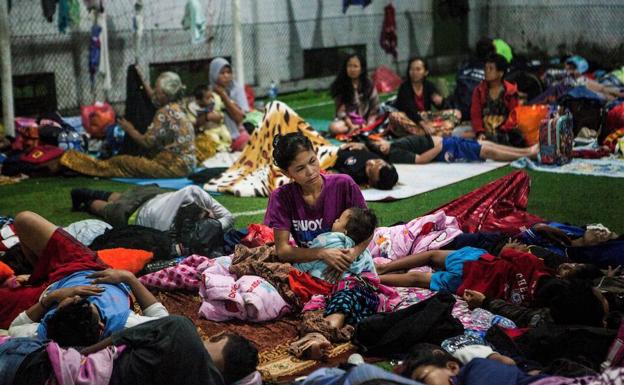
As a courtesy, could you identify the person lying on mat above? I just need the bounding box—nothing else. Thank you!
[342,134,537,164]
[333,146,399,190]
[7,315,259,385]
[375,245,609,328]
[3,212,169,346]
[265,132,376,360]
[70,185,234,232]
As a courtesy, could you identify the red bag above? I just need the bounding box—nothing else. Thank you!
[20,145,64,165]
[606,103,624,135]
[81,102,116,138]
[372,66,402,94]
[241,224,275,247]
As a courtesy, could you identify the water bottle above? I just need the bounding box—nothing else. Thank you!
[268,81,278,100]
[68,130,83,151]
[58,130,69,151]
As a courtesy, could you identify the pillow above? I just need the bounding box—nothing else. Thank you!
[97,248,154,274]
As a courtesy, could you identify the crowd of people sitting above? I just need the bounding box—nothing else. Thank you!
[1,36,624,385]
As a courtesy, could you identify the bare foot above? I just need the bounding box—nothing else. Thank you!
[288,332,332,360]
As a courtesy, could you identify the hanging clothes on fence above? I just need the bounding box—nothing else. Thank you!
[89,24,102,84]
[181,0,206,44]
[380,3,397,59]
[97,10,112,90]
[58,0,69,33]
[68,0,80,28]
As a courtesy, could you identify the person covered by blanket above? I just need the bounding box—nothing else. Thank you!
[2,211,169,346]
[471,54,525,147]
[5,315,259,385]
[187,84,232,160]
[563,55,624,101]
[389,57,461,137]
[328,53,381,136]
[265,132,376,360]
[60,71,197,178]
[341,133,538,164]
[333,144,399,189]
[209,57,251,151]
[69,185,234,232]
[375,243,611,329]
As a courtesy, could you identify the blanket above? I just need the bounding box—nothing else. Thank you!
[428,170,543,235]
[204,101,338,197]
[511,157,624,178]
[362,161,509,201]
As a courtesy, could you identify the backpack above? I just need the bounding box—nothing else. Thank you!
[451,61,485,120]
[538,110,574,165]
[559,87,606,138]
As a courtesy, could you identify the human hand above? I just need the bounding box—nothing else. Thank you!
[15,274,31,286]
[463,289,486,309]
[213,85,227,99]
[340,142,366,151]
[46,285,104,306]
[374,263,389,275]
[533,223,571,246]
[117,118,134,133]
[501,239,529,254]
[88,269,135,285]
[320,248,352,272]
[476,133,487,141]
[205,111,222,122]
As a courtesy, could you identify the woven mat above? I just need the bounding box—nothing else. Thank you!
[157,291,355,383]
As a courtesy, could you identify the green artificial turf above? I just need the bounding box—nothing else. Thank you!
[2,167,622,233]
[1,80,623,233]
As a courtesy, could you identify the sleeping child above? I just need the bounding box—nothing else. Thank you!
[294,207,377,282]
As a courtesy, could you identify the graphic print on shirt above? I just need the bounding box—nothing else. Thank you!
[292,218,329,247]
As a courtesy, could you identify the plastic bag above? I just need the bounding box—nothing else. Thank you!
[241,224,274,247]
[515,105,549,146]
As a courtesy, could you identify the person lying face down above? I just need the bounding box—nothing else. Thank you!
[342,134,537,165]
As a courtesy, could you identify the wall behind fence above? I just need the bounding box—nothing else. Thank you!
[6,0,623,114]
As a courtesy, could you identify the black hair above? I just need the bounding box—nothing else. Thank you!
[564,264,604,281]
[46,298,101,347]
[193,84,211,100]
[221,333,259,385]
[486,53,509,74]
[329,53,373,108]
[401,343,461,379]
[272,132,315,170]
[547,279,606,327]
[376,164,398,190]
[475,37,495,61]
[345,207,377,245]
[406,57,429,81]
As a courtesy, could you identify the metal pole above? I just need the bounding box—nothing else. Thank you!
[231,0,245,85]
[0,0,15,137]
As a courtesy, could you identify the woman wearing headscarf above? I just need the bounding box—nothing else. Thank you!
[209,57,250,150]
[60,72,196,178]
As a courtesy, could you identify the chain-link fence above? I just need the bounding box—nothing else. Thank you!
[5,1,624,115]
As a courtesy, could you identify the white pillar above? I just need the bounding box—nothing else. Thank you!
[0,0,14,136]
[231,0,245,85]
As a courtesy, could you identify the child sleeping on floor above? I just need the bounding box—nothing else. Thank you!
[294,207,377,283]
